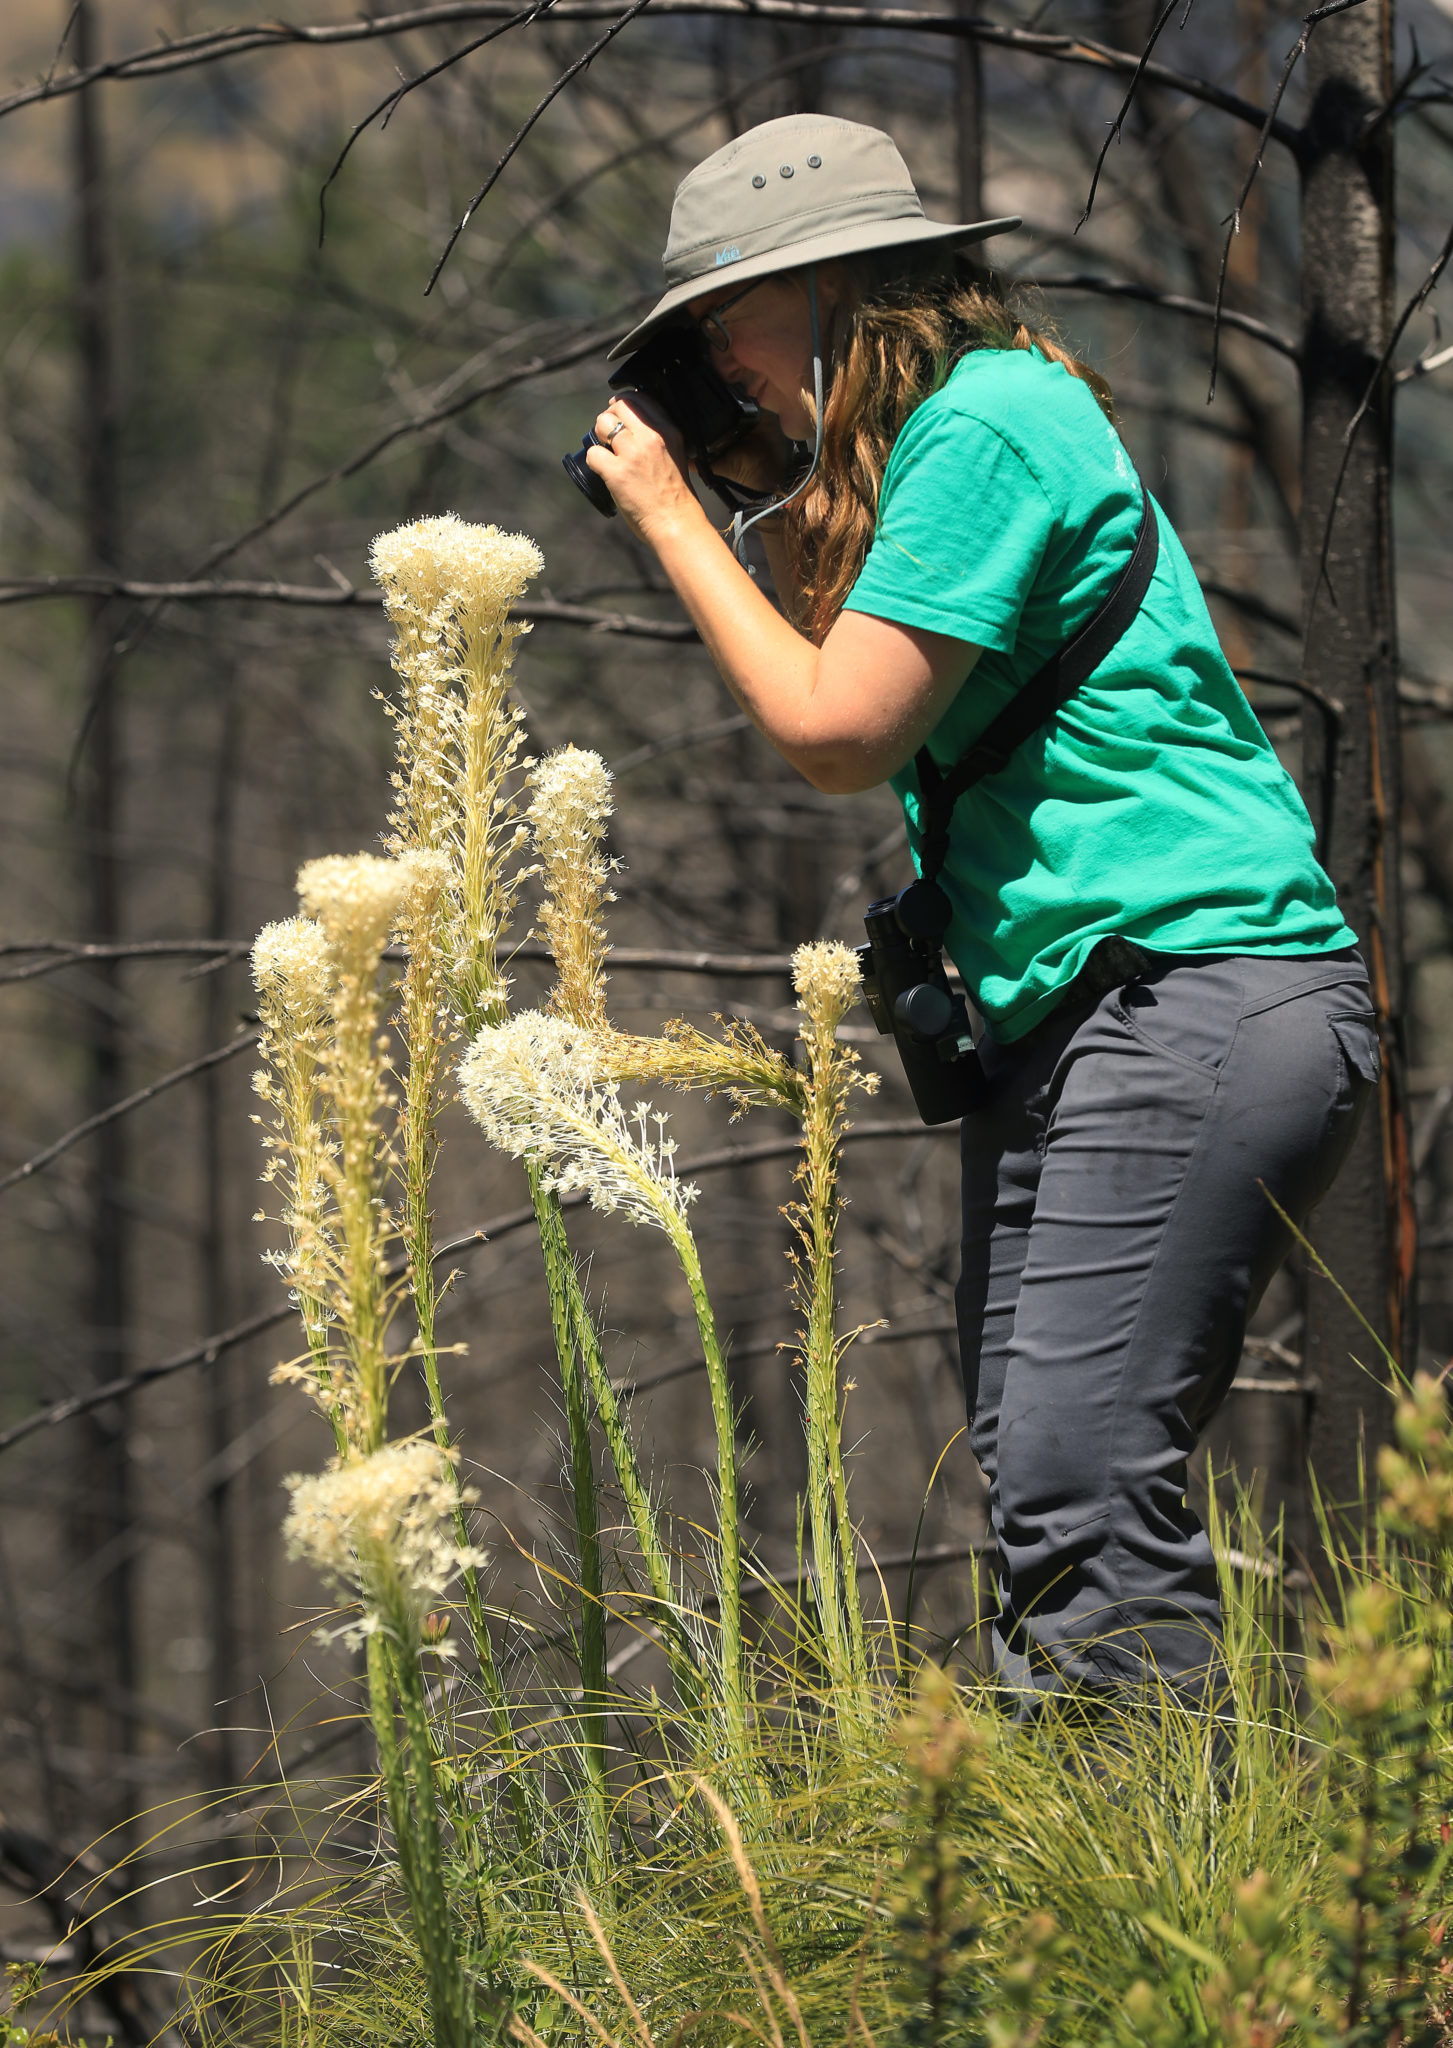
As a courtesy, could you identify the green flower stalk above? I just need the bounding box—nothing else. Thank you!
[371,514,542,1033]
[458,1013,743,1745]
[527,747,617,1862]
[392,851,515,1749]
[533,1175,610,1877]
[789,941,876,1702]
[283,1440,481,2048]
[545,1206,704,1713]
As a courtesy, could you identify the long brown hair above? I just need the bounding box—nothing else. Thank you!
[782,253,1116,644]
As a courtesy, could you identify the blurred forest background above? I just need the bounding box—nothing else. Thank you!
[0,0,1451,2033]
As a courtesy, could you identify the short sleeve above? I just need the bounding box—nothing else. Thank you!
[842,402,1056,652]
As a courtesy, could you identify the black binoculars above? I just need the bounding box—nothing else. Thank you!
[562,326,763,517]
[857,880,988,1126]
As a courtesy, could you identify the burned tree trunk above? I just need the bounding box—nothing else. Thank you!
[201,680,243,1784]
[1297,0,1411,1510]
[72,0,137,1762]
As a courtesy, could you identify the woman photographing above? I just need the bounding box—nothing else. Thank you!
[584,113,1377,1712]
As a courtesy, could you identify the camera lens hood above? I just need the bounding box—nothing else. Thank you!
[562,434,617,518]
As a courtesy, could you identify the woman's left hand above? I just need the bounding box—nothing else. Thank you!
[584,395,705,543]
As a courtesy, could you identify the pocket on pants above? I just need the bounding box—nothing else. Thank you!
[1306,1009,1379,1204]
[1328,1010,1381,1094]
[1112,959,1246,1075]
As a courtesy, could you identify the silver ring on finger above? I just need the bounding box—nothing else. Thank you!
[601,417,630,444]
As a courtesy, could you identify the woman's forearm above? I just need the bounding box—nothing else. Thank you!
[587,401,978,794]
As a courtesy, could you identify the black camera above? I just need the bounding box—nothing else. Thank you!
[856,880,988,1126]
[562,326,763,518]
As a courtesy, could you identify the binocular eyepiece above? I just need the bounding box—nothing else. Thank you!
[857,880,987,1126]
[562,326,763,517]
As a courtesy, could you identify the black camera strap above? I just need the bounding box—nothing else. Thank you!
[913,487,1160,887]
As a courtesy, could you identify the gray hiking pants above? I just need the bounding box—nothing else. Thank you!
[954,947,1378,1705]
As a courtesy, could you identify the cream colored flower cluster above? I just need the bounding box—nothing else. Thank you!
[251,917,337,1321]
[371,515,542,1029]
[298,851,416,959]
[252,852,443,1450]
[459,1011,694,1231]
[600,1014,803,1119]
[527,745,614,871]
[369,514,542,630]
[252,916,333,1017]
[792,940,864,1030]
[283,1439,484,1644]
[528,746,616,1028]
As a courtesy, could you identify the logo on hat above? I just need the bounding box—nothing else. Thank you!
[715,245,742,266]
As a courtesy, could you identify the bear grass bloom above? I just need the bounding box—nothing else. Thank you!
[792,939,865,1032]
[264,851,441,1455]
[528,745,615,1029]
[283,1439,485,1650]
[252,915,333,1019]
[599,1014,803,1119]
[459,1011,694,1231]
[369,514,542,630]
[297,851,417,962]
[785,937,875,1708]
[371,515,543,1030]
[251,917,337,1357]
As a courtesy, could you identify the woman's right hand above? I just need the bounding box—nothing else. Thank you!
[584,394,704,544]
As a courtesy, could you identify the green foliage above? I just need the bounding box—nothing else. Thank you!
[887,1663,991,2048]
[0,1964,107,2048]
[147,1322,1450,2048]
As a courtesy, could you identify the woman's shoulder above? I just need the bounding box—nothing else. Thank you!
[889,347,1117,506]
[903,349,1104,458]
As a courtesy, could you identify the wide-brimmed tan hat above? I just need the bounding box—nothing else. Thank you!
[609,113,1020,359]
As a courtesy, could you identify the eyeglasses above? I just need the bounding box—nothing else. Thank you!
[694,278,766,353]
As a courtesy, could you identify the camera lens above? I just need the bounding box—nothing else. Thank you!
[893,983,955,1041]
[561,435,618,518]
[893,879,953,944]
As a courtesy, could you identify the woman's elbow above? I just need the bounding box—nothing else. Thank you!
[790,745,893,796]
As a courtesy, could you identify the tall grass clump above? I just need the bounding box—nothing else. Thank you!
[61,513,1453,2048]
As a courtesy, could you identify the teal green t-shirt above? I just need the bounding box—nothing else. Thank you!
[843,347,1355,1043]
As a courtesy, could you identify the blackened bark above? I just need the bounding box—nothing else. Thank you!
[73,0,136,1749]
[1298,0,1411,1510]
[770,21,826,115]
[202,680,243,1784]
